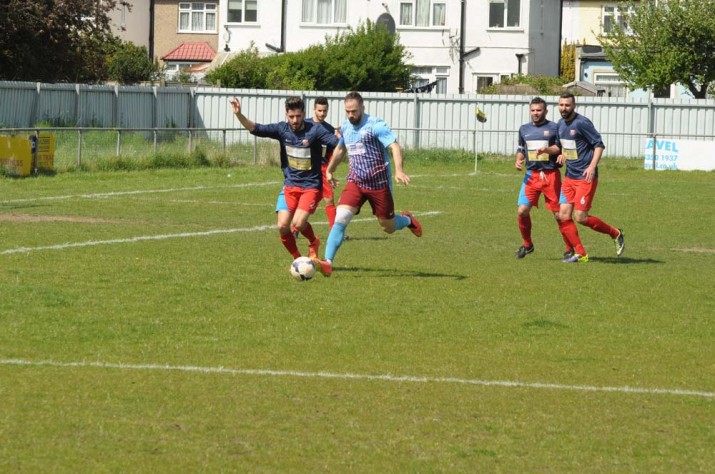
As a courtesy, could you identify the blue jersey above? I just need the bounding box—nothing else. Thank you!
[339,114,396,190]
[517,120,561,171]
[557,113,605,180]
[305,118,336,165]
[252,121,338,189]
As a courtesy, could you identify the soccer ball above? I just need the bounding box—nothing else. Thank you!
[290,256,316,281]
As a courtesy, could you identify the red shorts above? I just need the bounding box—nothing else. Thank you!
[561,177,598,211]
[321,162,333,200]
[283,186,322,215]
[337,182,395,220]
[519,169,561,212]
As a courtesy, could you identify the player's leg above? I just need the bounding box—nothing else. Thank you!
[516,173,535,258]
[370,187,421,236]
[558,178,587,261]
[544,171,576,258]
[322,164,337,230]
[275,189,301,259]
[313,183,363,276]
[571,179,624,255]
[292,188,322,259]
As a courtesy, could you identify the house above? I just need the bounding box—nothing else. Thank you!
[154,0,220,78]
[561,0,691,99]
[150,0,562,93]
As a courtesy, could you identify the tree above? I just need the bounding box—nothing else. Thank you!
[107,42,159,85]
[206,20,411,92]
[599,0,715,98]
[0,0,120,83]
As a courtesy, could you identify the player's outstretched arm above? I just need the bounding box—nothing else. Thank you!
[229,97,256,132]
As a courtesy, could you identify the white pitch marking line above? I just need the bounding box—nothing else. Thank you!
[0,181,280,205]
[1,358,712,399]
[0,211,443,255]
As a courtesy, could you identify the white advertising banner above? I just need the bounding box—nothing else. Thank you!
[643,138,715,171]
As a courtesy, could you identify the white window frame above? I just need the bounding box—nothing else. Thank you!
[411,66,450,93]
[227,0,258,24]
[399,1,446,28]
[178,3,217,33]
[488,0,520,29]
[601,4,633,35]
[301,0,347,25]
[473,74,496,93]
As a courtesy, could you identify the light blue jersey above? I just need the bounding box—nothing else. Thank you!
[339,114,396,190]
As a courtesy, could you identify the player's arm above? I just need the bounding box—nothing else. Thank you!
[515,146,526,171]
[536,143,560,157]
[325,144,347,187]
[229,97,256,132]
[389,142,410,186]
[584,146,605,182]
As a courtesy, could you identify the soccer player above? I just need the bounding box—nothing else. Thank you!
[305,97,338,230]
[229,96,338,262]
[312,91,422,277]
[556,93,625,263]
[514,97,579,259]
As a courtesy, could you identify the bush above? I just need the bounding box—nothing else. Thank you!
[107,41,159,85]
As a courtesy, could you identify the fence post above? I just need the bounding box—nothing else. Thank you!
[222,129,226,155]
[77,129,83,169]
[75,84,81,127]
[116,129,122,157]
[413,93,419,149]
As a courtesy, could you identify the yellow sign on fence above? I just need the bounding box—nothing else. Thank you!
[0,133,56,176]
[35,133,56,173]
[0,135,33,177]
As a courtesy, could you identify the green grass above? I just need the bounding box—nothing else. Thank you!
[0,158,713,472]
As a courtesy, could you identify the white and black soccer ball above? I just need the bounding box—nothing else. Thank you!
[290,256,316,281]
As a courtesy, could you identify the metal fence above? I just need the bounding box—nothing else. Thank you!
[2,81,715,161]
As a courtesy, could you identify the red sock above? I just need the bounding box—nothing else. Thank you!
[559,219,586,255]
[280,233,301,258]
[518,215,532,247]
[583,216,619,239]
[299,222,317,244]
[325,204,336,230]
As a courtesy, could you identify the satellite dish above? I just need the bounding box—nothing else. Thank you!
[376,13,396,35]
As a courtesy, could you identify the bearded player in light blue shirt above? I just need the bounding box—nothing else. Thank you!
[312,91,422,277]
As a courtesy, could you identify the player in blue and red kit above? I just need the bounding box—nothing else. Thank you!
[556,93,624,263]
[229,96,338,261]
[312,91,422,276]
[305,97,338,230]
[514,97,580,259]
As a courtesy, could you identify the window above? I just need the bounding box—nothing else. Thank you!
[301,0,347,25]
[411,66,449,93]
[227,0,257,23]
[399,1,446,27]
[475,75,494,92]
[178,3,217,32]
[602,5,633,35]
[488,0,520,28]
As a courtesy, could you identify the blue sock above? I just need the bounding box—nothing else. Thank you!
[325,222,346,261]
[394,214,410,231]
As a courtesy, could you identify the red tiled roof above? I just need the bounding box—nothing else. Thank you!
[162,42,216,61]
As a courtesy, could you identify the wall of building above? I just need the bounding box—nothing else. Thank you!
[154,0,218,66]
[109,0,152,49]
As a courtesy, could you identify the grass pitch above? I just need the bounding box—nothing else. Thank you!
[0,158,713,472]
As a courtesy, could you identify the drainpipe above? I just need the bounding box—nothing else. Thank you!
[516,53,525,75]
[266,0,286,53]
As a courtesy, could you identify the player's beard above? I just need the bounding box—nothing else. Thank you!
[348,113,363,126]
